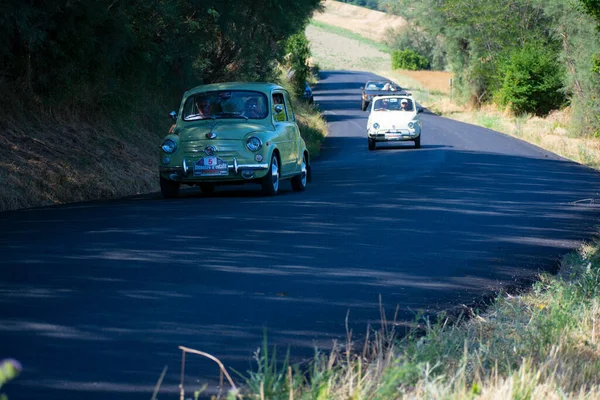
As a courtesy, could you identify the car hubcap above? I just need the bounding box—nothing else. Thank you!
[301,156,307,187]
[271,157,279,192]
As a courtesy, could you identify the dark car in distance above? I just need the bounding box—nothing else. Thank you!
[303,82,314,104]
[361,80,407,111]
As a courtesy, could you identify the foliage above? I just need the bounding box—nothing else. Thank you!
[494,43,565,115]
[0,0,322,111]
[538,0,600,136]
[385,26,445,71]
[284,32,313,97]
[0,359,22,400]
[392,49,430,71]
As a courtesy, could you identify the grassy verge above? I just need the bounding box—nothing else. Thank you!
[445,106,600,170]
[222,236,600,399]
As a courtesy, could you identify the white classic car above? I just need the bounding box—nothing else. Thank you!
[366,95,423,150]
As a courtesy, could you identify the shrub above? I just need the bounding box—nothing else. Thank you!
[494,43,565,115]
[392,49,430,71]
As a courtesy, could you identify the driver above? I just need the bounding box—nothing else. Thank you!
[244,97,264,118]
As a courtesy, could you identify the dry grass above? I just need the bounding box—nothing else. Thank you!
[235,238,600,400]
[312,0,407,42]
[0,102,163,212]
[306,24,390,72]
[447,106,600,169]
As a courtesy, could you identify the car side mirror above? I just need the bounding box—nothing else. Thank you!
[169,111,177,121]
[417,107,424,114]
[274,104,284,114]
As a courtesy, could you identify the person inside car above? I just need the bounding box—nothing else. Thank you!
[244,97,264,118]
[400,99,411,111]
[196,98,212,117]
[272,93,287,122]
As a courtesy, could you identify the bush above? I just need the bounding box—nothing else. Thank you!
[392,49,430,70]
[494,43,565,115]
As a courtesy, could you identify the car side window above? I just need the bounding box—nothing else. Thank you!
[283,92,295,122]
[272,92,288,122]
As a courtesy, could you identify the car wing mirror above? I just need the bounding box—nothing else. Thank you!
[274,104,284,114]
[169,111,177,121]
[417,107,424,114]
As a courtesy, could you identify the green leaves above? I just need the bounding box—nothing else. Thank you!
[392,49,430,70]
[494,43,565,115]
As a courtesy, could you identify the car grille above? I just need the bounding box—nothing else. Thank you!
[182,140,244,160]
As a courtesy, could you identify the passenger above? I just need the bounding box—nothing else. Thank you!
[272,94,286,122]
[382,82,392,91]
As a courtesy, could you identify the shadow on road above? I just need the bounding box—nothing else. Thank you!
[1,139,599,399]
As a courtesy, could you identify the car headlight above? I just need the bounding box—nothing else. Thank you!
[373,123,380,130]
[246,136,262,152]
[161,139,177,154]
[408,122,414,129]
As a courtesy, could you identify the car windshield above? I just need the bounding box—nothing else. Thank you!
[182,90,268,121]
[373,98,414,111]
[365,81,401,91]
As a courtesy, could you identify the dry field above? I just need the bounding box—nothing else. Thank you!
[312,0,407,42]
[306,24,390,72]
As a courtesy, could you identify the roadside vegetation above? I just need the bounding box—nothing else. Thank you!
[189,236,600,399]
[0,0,327,212]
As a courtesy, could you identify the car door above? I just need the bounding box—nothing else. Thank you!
[272,90,298,176]
[282,91,300,175]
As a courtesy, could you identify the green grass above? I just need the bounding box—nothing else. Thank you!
[309,20,391,53]
[218,237,600,399]
[476,113,503,130]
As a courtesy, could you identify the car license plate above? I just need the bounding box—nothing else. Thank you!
[194,157,228,176]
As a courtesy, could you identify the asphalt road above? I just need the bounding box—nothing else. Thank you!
[2,70,600,399]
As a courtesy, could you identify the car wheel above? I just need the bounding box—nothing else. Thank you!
[291,153,308,192]
[414,136,421,149]
[261,153,280,196]
[160,177,180,199]
[199,183,215,194]
[368,138,376,150]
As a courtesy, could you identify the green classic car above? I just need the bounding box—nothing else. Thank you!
[159,82,310,198]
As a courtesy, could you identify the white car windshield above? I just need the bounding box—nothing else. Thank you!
[365,81,401,91]
[182,90,268,121]
[373,98,414,111]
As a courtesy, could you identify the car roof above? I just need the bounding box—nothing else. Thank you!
[185,82,285,97]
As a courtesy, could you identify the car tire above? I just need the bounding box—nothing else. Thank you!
[291,153,308,192]
[261,153,280,196]
[368,138,376,151]
[414,136,421,149]
[199,183,215,194]
[160,177,180,199]
[361,99,367,111]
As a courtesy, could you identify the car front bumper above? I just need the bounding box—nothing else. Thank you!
[368,130,420,142]
[160,157,269,182]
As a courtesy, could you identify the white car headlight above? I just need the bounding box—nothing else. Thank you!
[161,139,177,154]
[373,122,380,130]
[246,136,263,152]
[408,122,415,129]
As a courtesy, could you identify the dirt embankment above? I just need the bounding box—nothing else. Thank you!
[0,106,164,212]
